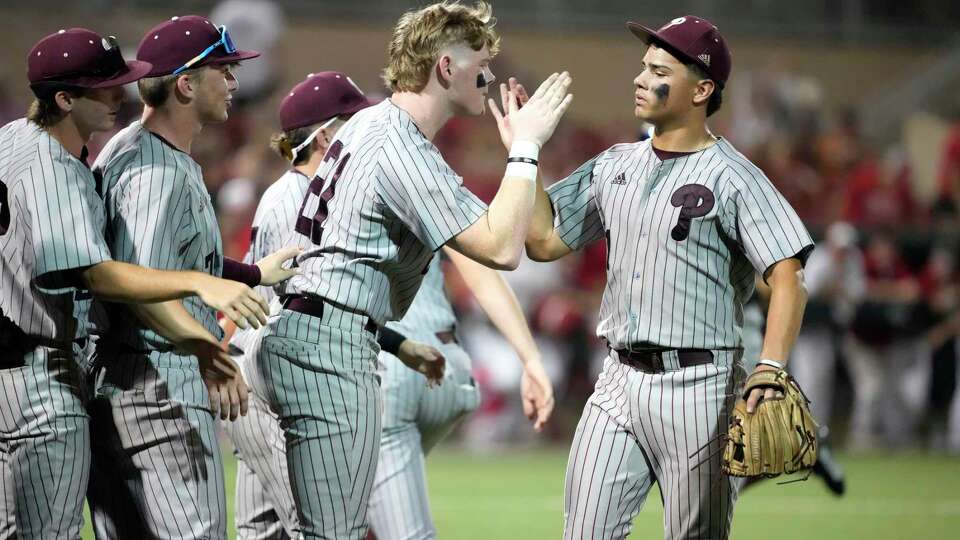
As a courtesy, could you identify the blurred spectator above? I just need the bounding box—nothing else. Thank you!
[841,147,918,228]
[938,118,960,207]
[844,232,929,450]
[791,223,866,426]
[759,134,832,228]
[210,0,286,105]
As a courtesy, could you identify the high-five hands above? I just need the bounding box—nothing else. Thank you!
[489,72,573,149]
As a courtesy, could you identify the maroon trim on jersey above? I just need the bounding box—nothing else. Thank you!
[223,257,261,287]
[147,130,188,155]
[651,146,696,161]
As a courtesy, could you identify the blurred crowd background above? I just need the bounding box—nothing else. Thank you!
[2,0,959,455]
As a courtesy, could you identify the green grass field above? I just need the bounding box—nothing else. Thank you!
[81,449,959,539]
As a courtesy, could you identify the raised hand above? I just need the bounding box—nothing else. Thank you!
[256,246,302,286]
[489,77,531,150]
[397,339,446,387]
[195,274,269,330]
[495,71,573,148]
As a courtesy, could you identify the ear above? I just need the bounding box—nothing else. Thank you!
[54,90,75,113]
[435,55,452,89]
[314,128,331,153]
[692,79,715,108]
[174,72,197,100]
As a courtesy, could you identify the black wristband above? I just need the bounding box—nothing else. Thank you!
[507,156,539,166]
[377,326,407,356]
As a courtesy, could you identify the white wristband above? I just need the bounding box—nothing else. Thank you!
[505,161,538,182]
[758,358,785,370]
[509,140,540,161]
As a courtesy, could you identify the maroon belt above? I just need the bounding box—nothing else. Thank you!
[280,295,378,335]
[615,347,714,373]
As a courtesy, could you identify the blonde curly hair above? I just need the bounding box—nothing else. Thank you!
[382,1,501,93]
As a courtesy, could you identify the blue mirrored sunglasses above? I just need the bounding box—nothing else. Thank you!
[172,25,236,75]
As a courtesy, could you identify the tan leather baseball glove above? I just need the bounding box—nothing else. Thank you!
[721,369,819,478]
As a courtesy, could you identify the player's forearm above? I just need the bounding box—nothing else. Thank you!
[128,299,219,349]
[759,259,808,365]
[476,176,537,268]
[524,183,571,262]
[82,261,206,303]
[526,176,556,244]
[445,247,541,367]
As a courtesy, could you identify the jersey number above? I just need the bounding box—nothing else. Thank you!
[295,141,351,245]
[0,180,9,236]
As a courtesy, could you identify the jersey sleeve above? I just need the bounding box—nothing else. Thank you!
[718,165,814,279]
[376,134,487,251]
[546,154,604,251]
[106,160,199,271]
[30,159,112,292]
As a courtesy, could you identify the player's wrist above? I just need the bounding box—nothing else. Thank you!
[186,271,210,297]
[505,140,540,182]
[757,358,786,370]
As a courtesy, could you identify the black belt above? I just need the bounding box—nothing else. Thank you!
[0,335,88,370]
[280,295,378,335]
[615,347,714,373]
[435,329,458,344]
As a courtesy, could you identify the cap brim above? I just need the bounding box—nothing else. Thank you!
[626,21,659,44]
[88,60,154,88]
[625,21,708,80]
[206,49,261,66]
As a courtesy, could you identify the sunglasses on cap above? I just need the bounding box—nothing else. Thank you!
[172,25,236,75]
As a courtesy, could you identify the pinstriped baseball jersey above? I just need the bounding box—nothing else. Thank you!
[91,120,224,350]
[229,169,309,357]
[0,118,111,342]
[385,255,456,337]
[548,138,813,350]
[282,99,487,325]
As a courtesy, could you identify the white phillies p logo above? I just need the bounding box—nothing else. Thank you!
[661,17,687,31]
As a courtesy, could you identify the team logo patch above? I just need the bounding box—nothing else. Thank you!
[669,184,715,241]
[698,53,711,66]
[611,172,627,185]
[661,17,687,31]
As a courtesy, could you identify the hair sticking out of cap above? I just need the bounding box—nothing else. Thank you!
[277,136,293,161]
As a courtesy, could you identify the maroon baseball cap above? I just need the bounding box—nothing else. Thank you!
[627,16,732,88]
[279,72,372,131]
[137,15,259,78]
[27,28,152,91]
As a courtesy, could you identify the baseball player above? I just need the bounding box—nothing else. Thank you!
[222,70,556,531]
[222,71,445,540]
[522,16,814,539]
[222,79,553,540]
[251,2,569,537]
[0,27,271,540]
[84,16,297,539]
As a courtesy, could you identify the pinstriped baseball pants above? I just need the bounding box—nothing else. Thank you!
[222,385,298,540]
[255,308,381,540]
[86,350,227,539]
[367,339,481,540]
[0,344,88,540]
[564,349,746,540]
